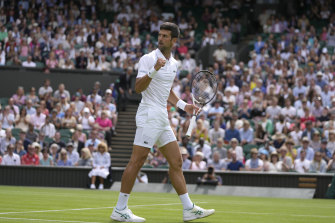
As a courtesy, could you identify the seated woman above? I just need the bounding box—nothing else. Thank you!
[57,148,72,166]
[89,142,111,190]
[40,148,53,166]
[95,110,113,148]
[61,108,77,129]
[76,147,93,166]
[191,119,209,143]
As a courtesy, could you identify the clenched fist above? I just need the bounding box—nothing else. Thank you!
[154,58,166,71]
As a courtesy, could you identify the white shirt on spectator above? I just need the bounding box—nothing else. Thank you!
[181,58,196,73]
[2,153,21,165]
[68,150,80,165]
[275,121,290,133]
[225,85,239,94]
[294,159,310,173]
[40,123,56,138]
[266,105,281,120]
[87,94,102,105]
[38,86,53,97]
[79,116,95,130]
[0,113,15,129]
[193,144,212,160]
[131,36,141,47]
[208,128,225,144]
[22,61,36,67]
[281,106,296,118]
[30,113,46,130]
[0,50,5,65]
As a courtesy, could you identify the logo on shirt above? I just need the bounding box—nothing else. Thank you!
[144,141,148,144]
[139,70,146,74]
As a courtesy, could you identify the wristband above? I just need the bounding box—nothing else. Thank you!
[176,99,187,111]
[148,67,158,78]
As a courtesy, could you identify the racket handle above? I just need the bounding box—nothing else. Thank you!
[186,115,196,138]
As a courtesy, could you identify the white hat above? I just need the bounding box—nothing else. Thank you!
[105,89,112,94]
[317,71,323,76]
[83,107,90,113]
[322,47,328,54]
[195,151,204,159]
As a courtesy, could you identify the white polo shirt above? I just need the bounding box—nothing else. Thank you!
[2,153,21,165]
[136,49,178,130]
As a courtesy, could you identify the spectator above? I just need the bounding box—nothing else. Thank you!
[150,149,168,168]
[319,139,332,163]
[57,148,72,166]
[61,109,77,129]
[76,147,93,166]
[258,139,276,156]
[190,151,206,170]
[285,138,297,161]
[30,106,46,130]
[95,111,113,148]
[212,138,227,159]
[26,87,39,106]
[208,101,224,122]
[66,142,79,165]
[40,116,56,138]
[294,150,311,173]
[229,138,244,162]
[38,79,53,99]
[297,137,315,161]
[1,144,20,165]
[180,147,191,170]
[85,130,101,151]
[207,151,225,171]
[88,142,111,190]
[327,152,335,173]
[227,151,244,171]
[22,56,36,67]
[181,53,196,73]
[14,140,26,157]
[0,128,16,156]
[327,130,335,155]
[239,120,254,146]
[272,132,286,150]
[193,138,212,161]
[21,144,39,166]
[39,148,53,166]
[12,86,26,107]
[245,148,264,171]
[213,44,227,62]
[224,120,241,143]
[51,132,66,149]
[268,151,282,172]
[70,130,85,154]
[309,152,327,173]
[192,119,209,143]
[15,108,30,132]
[49,143,59,164]
[0,106,15,129]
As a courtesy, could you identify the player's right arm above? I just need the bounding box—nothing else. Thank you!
[135,57,166,93]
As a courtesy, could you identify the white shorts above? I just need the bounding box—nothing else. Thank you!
[134,126,176,148]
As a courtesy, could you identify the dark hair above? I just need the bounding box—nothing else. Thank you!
[160,22,180,39]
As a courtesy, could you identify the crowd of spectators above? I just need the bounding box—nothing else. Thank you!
[2,0,335,176]
[0,78,118,168]
[144,0,335,174]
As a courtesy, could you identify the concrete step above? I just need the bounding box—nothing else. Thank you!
[110,148,133,154]
[114,133,135,137]
[110,153,131,158]
[112,143,133,149]
[111,157,130,163]
[112,162,128,167]
[115,129,136,134]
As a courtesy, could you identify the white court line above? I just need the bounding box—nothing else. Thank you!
[0,217,101,223]
[0,202,208,215]
[163,208,335,219]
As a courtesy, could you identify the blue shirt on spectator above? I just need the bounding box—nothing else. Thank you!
[224,129,241,143]
[227,160,244,171]
[57,159,72,166]
[239,128,254,143]
[296,147,315,161]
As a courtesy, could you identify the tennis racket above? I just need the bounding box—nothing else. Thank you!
[186,70,218,137]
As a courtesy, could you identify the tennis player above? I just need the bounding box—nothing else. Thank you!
[111,22,215,222]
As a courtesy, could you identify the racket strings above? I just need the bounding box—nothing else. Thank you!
[192,71,217,105]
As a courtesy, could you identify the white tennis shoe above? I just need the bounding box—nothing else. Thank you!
[183,204,215,222]
[110,207,145,222]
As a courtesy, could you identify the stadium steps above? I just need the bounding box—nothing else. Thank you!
[110,103,139,167]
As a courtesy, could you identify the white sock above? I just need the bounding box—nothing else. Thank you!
[116,192,130,210]
[179,193,193,210]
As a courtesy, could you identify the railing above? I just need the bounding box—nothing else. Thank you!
[0,165,333,198]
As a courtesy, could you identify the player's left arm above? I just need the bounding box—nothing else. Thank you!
[168,89,199,114]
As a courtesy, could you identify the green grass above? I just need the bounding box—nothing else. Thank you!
[0,186,335,223]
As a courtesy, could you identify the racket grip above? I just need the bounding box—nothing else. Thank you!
[186,115,196,138]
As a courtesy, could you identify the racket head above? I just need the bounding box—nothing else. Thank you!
[191,70,218,106]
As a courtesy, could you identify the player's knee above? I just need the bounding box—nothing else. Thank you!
[129,156,147,169]
[170,158,183,171]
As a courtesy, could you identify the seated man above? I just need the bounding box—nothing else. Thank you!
[245,148,263,171]
[21,144,39,165]
[294,150,311,173]
[207,151,226,171]
[197,166,222,186]
[227,151,244,171]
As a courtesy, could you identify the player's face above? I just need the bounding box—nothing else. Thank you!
[158,29,176,52]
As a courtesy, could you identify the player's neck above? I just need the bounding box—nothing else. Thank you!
[159,48,171,60]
